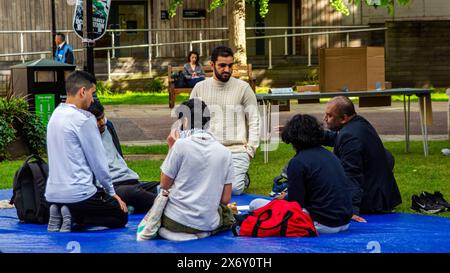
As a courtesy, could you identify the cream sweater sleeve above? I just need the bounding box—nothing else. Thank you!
[242,85,260,158]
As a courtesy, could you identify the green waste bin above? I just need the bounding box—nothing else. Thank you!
[10,59,76,127]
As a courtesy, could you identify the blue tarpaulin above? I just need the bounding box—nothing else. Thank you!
[1,189,449,253]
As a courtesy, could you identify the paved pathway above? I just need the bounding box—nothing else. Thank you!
[104,101,449,146]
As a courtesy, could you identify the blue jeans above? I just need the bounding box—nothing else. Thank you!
[187,77,205,88]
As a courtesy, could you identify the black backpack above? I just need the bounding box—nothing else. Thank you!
[172,71,187,88]
[10,155,49,224]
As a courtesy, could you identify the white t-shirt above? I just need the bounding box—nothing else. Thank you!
[160,130,234,231]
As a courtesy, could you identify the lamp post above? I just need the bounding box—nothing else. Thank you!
[51,0,56,57]
[83,0,95,75]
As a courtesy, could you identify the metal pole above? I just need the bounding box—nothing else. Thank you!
[292,28,296,55]
[308,36,311,67]
[189,42,193,52]
[403,94,408,152]
[66,31,70,45]
[111,32,116,58]
[20,32,25,63]
[284,30,288,55]
[268,39,273,69]
[326,34,329,48]
[83,0,95,75]
[346,32,350,47]
[107,50,111,81]
[156,32,159,57]
[148,30,153,78]
[199,32,203,56]
[51,0,57,57]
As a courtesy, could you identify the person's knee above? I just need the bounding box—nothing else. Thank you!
[231,181,245,196]
[112,211,128,228]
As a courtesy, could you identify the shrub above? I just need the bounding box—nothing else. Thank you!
[0,117,15,160]
[147,78,166,93]
[295,68,319,86]
[0,96,46,160]
[96,81,114,96]
[23,113,46,155]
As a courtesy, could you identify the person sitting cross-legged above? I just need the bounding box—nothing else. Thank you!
[87,99,159,214]
[250,114,353,234]
[158,98,235,241]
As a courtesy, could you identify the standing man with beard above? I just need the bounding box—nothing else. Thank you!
[322,96,402,222]
[189,46,260,195]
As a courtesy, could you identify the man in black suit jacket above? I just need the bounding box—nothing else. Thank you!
[322,96,402,222]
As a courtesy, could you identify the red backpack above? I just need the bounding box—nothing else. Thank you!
[233,199,318,237]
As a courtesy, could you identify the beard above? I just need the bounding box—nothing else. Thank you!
[214,68,231,82]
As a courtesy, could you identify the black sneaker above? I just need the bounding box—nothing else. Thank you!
[420,191,450,212]
[432,191,450,211]
[411,194,445,214]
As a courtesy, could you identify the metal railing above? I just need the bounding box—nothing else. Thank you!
[0,26,385,79]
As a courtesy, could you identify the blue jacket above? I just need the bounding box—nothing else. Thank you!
[54,43,75,64]
[286,146,353,227]
[322,115,402,215]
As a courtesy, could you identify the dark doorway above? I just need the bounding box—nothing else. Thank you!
[95,1,148,58]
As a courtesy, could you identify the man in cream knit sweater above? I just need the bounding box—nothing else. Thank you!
[190,46,260,195]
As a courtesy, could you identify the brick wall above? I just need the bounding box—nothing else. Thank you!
[386,20,450,88]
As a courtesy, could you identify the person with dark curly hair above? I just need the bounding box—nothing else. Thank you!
[250,114,353,234]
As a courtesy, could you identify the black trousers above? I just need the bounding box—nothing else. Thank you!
[59,190,128,229]
[114,180,159,214]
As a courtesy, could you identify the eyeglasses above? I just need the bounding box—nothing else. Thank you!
[216,63,234,68]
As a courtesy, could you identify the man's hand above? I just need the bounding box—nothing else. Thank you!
[113,194,128,213]
[351,214,367,223]
[167,128,180,149]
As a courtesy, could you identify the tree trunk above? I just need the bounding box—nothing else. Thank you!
[228,0,247,65]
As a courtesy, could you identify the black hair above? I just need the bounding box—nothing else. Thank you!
[331,96,356,118]
[87,98,104,119]
[211,46,234,63]
[175,98,210,130]
[56,32,66,41]
[281,114,323,152]
[65,70,97,97]
[187,51,200,65]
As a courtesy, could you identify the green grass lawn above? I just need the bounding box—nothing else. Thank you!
[98,91,190,105]
[1,140,449,217]
[98,90,448,105]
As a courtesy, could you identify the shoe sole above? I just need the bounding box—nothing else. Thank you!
[419,207,444,214]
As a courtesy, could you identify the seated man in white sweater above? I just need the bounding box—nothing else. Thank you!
[159,98,235,241]
[45,71,128,232]
[190,46,260,195]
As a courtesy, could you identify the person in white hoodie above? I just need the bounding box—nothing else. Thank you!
[158,98,235,241]
[45,70,128,232]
